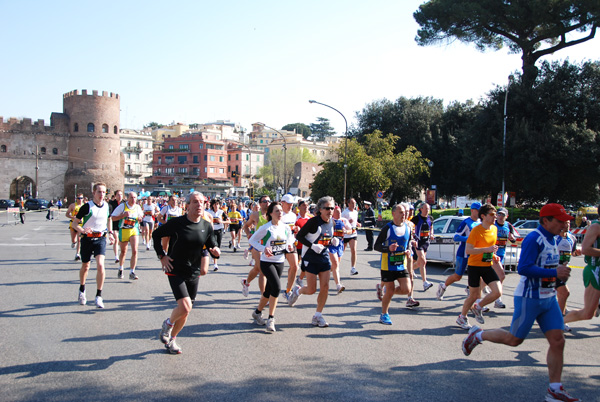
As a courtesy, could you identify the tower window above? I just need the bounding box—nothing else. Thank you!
[1,145,6,152]
[40,147,46,155]
[113,125,118,134]
[102,124,108,133]
[87,123,95,133]
[74,123,79,132]
[52,148,58,155]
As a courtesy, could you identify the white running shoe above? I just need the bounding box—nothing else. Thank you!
[146,245,150,251]
[563,323,572,333]
[336,284,345,294]
[244,248,250,260]
[296,277,303,287]
[483,286,491,294]
[252,311,266,326]
[350,267,358,275]
[213,264,219,272]
[494,299,506,309]
[266,317,276,333]
[165,338,182,354]
[471,303,485,324]
[312,315,329,327]
[456,314,471,330]
[71,242,76,249]
[159,318,173,344]
[241,279,249,297]
[423,281,433,292]
[95,296,104,309]
[287,286,300,307]
[436,283,446,300]
[78,291,86,305]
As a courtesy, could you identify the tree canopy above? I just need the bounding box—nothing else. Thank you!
[414,0,600,84]
[282,123,312,139]
[310,117,336,141]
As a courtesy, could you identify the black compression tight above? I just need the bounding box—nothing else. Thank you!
[260,261,284,298]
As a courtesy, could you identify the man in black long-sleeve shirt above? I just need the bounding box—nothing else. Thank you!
[153,191,220,354]
[363,201,376,251]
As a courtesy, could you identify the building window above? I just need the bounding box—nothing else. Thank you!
[179,144,189,150]
[94,148,97,153]
[198,144,203,149]
[158,157,162,164]
[246,154,249,161]
[236,154,239,161]
[193,155,198,163]
[102,124,108,133]
[113,125,118,134]
[219,168,224,174]
[168,145,174,150]
[52,148,58,155]
[127,153,131,160]
[228,155,231,161]
[257,155,260,162]
[177,156,187,164]
[87,123,95,133]
[74,123,79,132]
[204,155,207,161]
[210,155,215,162]
[210,167,215,173]
[204,167,207,173]
[227,166,230,172]
[0,145,6,152]
[40,147,46,155]
[219,156,224,162]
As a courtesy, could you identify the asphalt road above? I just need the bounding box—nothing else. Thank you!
[1,211,599,402]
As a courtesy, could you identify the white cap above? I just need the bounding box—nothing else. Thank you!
[364,201,372,205]
[281,194,295,204]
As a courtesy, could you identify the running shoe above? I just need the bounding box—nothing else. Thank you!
[252,311,266,326]
[74,254,81,261]
[95,296,104,309]
[159,319,173,344]
[376,283,383,301]
[228,240,232,249]
[436,283,446,300]
[296,277,303,288]
[213,264,219,272]
[266,317,276,333]
[482,306,490,313]
[78,291,87,305]
[423,281,433,292]
[142,239,146,245]
[350,267,358,276]
[146,245,150,251]
[456,314,471,330]
[287,286,300,307]
[244,248,250,259]
[595,303,600,318]
[545,386,580,402]
[241,279,249,297]
[115,258,120,264]
[336,284,345,294]
[379,313,392,325]
[563,323,571,333]
[471,303,485,324]
[465,286,469,295]
[71,242,76,249]
[406,298,420,308]
[129,272,138,280]
[233,247,237,253]
[462,325,482,356]
[118,269,124,279]
[483,286,491,294]
[165,338,182,354]
[494,299,506,309]
[312,315,329,327]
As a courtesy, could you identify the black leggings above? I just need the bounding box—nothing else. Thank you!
[214,229,223,248]
[260,261,284,299]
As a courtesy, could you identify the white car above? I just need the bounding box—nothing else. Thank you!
[512,219,538,237]
[426,215,520,269]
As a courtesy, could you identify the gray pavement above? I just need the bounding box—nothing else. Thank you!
[1,211,599,401]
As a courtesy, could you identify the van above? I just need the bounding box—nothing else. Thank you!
[575,206,598,227]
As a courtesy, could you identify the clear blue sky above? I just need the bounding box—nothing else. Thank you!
[1,0,596,135]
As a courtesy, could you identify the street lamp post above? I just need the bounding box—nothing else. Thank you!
[308,100,348,206]
[257,123,288,193]
[502,75,514,206]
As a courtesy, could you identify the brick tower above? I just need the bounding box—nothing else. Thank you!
[63,89,124,200]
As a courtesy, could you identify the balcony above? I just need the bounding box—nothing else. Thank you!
[124,146,143,153]
[125,171,142,177]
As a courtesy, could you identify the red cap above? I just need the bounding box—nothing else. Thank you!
[539,203,574,222]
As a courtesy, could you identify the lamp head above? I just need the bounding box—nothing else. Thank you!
[309,100,316,104]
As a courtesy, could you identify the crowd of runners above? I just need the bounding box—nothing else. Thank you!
[66,184,600,402]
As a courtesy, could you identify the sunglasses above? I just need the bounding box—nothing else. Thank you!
[77,197,83,199]
[322,207,335,211]
[261,200,271,203]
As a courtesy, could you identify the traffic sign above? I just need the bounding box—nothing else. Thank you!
[376,191,384,198]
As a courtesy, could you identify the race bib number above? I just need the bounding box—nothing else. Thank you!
[87,231,104,238]
[144,211,153,216]
[541,264,558,288]
[270,239,286,255]
[334,229,344,237]
[318,236,332,247]
[496,236,507,249]
[390,251,405,266]
[559,251,571,265]
[482,252,493,263]
[230,218,239,224]
[123,218,136,229]
[213,218,220,224]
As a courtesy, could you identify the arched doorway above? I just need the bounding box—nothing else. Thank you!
[10,176,35,200]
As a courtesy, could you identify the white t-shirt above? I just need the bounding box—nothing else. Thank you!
[208,209,225,230]
[341,208,358,239]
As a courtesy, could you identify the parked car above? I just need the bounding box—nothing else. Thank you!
[427,215,520,269]
[0,199,15,210]
[512,219,539,237]
[24,198,49,211]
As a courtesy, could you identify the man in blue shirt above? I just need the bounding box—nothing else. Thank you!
[462,204,579,402]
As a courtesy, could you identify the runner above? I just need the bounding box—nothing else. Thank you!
[241,195,270,296]
[490,207,516,308]
[65,193,85,261]
[280,194,300,300]
[556,220,579,332]
[402,202,420,308]
[437,202,481,300]
[341,198,361,276]
[457,203,502,329]
[288,196,336,327]
[108,190,124,264]
[111,191,143,280]
[71,183,115,308]
[564,206,600,328]
[142,196,160,251]
[329,205,351,294]
[228,201,242,252]
[248,201,296,332]
[154,192,219,354]
[462,203,579,402]
[157,195,182,254]
[208,199,225,271]
[374,203,414,325]
[411,202,434,291]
